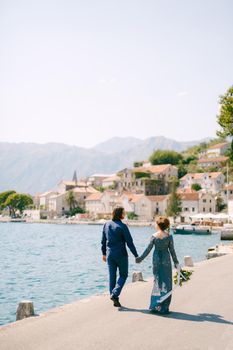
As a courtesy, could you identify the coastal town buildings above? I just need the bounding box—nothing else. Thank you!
[118,164,178,195]
[130,195,168,221]
[33,193,41,209]
[127,194,152,221]
[228,199,233,217]
[87,174,114,187]
[85,191,168,221]
[39,191,59,210]
[197,142,230,172]
[34,159,227,222]
[197,156,229,169]
[179,172,225,194]
[102,175,121,189]
[178,191,217,221]
[57,180,88,193]
[198,192,217,213]
[221,184,233,204]
[49,186,98,216]
[85,191,122,218]
[179,192,199,220]
[206,142,230,157]
[85,192,104,217]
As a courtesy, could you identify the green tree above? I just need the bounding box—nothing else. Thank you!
[0,190,16,212]
[191,183,202,191]
[93,186,105,193]
[66,190,78,211]
[127,212,138,220]
[166,179,182,220]
[216,196,226,212]
[69,207,85,216]
[149,150,183,165]
[133,161,143,168]
[134,171,151,179]
[4,193,33,216]
[217,86,233,158]
[217,85,233,138]
[182,154,198,165]
[177,163,187,178]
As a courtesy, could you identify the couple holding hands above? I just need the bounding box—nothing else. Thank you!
[101,207,179,314]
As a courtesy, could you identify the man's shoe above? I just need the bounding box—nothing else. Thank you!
[110,295,122,307]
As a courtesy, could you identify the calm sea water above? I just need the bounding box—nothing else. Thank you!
[0,222,222,326]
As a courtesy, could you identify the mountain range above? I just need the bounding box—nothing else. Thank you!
[0,136,210,194]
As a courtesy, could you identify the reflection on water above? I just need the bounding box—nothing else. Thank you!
[0,223,221,326]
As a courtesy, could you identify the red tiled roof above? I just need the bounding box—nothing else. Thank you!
[73,186,98,194]
[85,192,103,201]
[39,191,58,197]
[130,194,145,203]
[207,172,224,179]
[181,172,223,180]
[59,181,87,187]
[208,142,229,150]
[224,184,233,191]
[177,187,197,194]
[147,195,168,202]
[123,194,145,203]
[198,156,229,164]
[103,175,121,182]
[133,164,174,174]
[179,193,199,201]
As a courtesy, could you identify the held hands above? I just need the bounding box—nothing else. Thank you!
[135,257,141,264]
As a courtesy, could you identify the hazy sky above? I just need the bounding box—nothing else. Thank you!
[0,0,233,148]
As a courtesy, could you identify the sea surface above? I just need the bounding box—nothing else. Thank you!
[0,222,222,326]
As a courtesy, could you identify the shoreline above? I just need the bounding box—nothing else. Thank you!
[0,217,154,227]
[0,217,224,230]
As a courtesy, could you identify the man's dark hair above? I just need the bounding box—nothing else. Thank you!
[112,207,125,221]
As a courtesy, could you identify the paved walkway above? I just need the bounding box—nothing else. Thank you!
[0,254,233,350]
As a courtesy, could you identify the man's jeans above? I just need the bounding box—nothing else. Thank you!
[107,255,128,298]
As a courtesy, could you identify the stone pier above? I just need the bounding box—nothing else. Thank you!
[0,255,233,350]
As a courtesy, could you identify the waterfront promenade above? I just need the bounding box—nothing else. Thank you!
[0,254,233,350]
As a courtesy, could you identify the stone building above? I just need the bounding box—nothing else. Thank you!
[206,142,230,157]
[179,172,225,194]
[118,164,178,195]
[197,156,229,169]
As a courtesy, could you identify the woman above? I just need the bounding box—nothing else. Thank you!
[136,216,179,314]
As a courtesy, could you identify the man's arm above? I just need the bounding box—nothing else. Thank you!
[122,224,138,257]
[101,224,107,260]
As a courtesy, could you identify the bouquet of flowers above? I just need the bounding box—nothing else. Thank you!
[173,269,193,286]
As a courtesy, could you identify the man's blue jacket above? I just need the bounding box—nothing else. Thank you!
[101,220,138,258]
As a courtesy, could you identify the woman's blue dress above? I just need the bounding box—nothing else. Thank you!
[138,233,179,313]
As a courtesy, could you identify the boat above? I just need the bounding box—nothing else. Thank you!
[221,224,233,240]
[10,218,26,223]
[173,224,211,235]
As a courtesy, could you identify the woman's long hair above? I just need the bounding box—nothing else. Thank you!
[112,207,124,221]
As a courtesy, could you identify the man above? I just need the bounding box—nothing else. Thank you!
[101,207,138,307]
